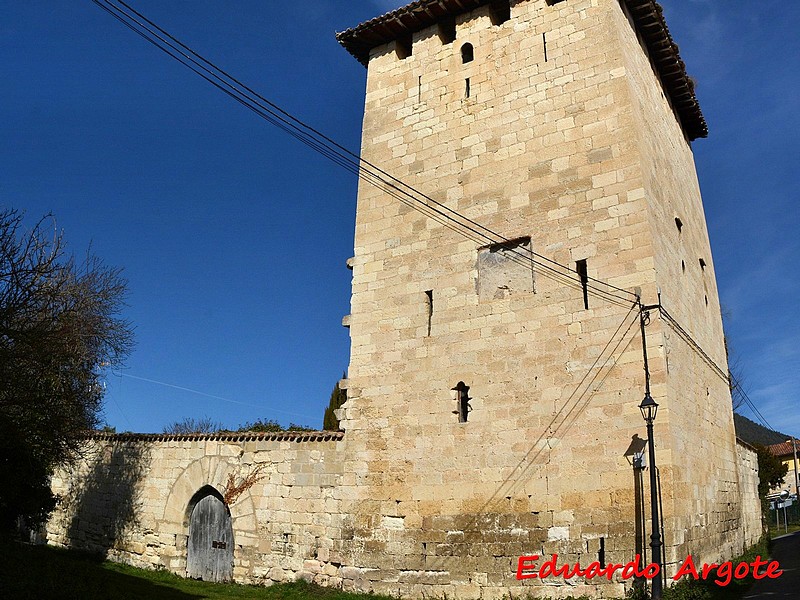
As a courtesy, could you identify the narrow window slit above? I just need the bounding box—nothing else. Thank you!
[465,78,471,98]
[543,32,548,62]
[675,217,683,233]
[452,382,471,423]
[424,290,433,336]
[699,258,706,270]
[418,75,422,103]
[598,537,606,568]
[576,259,589,310]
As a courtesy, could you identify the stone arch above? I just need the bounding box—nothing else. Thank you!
[158,455,259,575]
[184,484,225,529]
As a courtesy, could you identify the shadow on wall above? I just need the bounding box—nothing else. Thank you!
[63,440,150,556]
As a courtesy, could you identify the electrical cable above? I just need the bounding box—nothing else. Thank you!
[655,305,776,431]
[106,0,637,305]
[92,0,638,309]
[113,372,317,420]
[657,305,729,384]
[94,1,778,435]
[731,375,775,432]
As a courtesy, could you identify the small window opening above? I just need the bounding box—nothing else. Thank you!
[598,537,606,568]
[461,43,474,64]
[477,237,534,301]
[699,258,706,270]
[465,78,471,98]
[489,0,511,26]
[438,17,456,44]
[452,381,471,423]
[424,290,433,336]
[675,217,683,233]
[543,32,548,62]
[576,259,589,310]
[396,34,413,59]
[681,260,686,273]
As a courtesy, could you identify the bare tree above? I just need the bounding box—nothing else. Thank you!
[0,209,133,529]
[163,416,223,435]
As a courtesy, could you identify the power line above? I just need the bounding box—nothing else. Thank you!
[655,305,777,431]
[112,372,317,420]
[657,305,729,384]
[93,1,776,436]
[730,374,775,432]
[91,0,638,309]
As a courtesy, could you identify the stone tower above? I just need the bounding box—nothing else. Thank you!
[335,0,757,597]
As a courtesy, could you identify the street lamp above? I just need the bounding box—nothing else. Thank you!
[639,392,663,600]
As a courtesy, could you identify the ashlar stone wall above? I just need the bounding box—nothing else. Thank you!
[46,432,345,586]
[334,0,760,597]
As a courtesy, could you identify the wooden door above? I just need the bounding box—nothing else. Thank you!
[187,492,233,581]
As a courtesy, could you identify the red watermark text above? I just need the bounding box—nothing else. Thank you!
[516,554,782,586]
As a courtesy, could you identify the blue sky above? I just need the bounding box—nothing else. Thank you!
[2,1,798,436]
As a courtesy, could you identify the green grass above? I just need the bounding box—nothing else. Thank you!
[0,537,773,600]
[0,540,395,600]
[768,522,800,537]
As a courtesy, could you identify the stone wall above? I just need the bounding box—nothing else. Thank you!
[46,430,762,597]
[735,440,763,550]
[46,432,345,586]
[610,0,749,572]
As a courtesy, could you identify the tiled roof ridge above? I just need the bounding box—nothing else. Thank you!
[336,0,707,140]
[86,430,344,443]
[767,441,797,456]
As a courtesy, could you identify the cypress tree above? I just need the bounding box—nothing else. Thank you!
[323,377,347,431]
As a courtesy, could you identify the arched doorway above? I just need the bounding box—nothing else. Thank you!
[186,486,233,582]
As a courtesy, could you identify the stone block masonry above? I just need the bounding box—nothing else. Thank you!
[334,0,758,596]
[47,432,346,586]
[47,0,762,598]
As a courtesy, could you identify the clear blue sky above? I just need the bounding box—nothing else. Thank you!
[3,1,798,436]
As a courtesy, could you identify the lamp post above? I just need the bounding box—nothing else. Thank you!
[640,392,663,600]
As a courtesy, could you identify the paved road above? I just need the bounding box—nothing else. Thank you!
[744,531,800,599]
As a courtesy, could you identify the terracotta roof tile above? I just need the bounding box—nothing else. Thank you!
[87,430,344,443]
[768,441,797,457]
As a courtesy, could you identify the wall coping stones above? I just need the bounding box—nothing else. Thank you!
[85,431,345,443]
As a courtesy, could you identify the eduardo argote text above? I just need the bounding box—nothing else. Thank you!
[516,553,782,587]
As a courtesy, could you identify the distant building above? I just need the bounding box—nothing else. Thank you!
[767,440,800,497]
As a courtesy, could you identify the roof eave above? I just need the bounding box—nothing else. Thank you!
[337,0,707,141]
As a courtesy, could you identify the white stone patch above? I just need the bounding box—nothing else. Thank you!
[381,515,405,530]
[547,526,570,541]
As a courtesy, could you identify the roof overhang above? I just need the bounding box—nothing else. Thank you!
[336,0,707,140]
